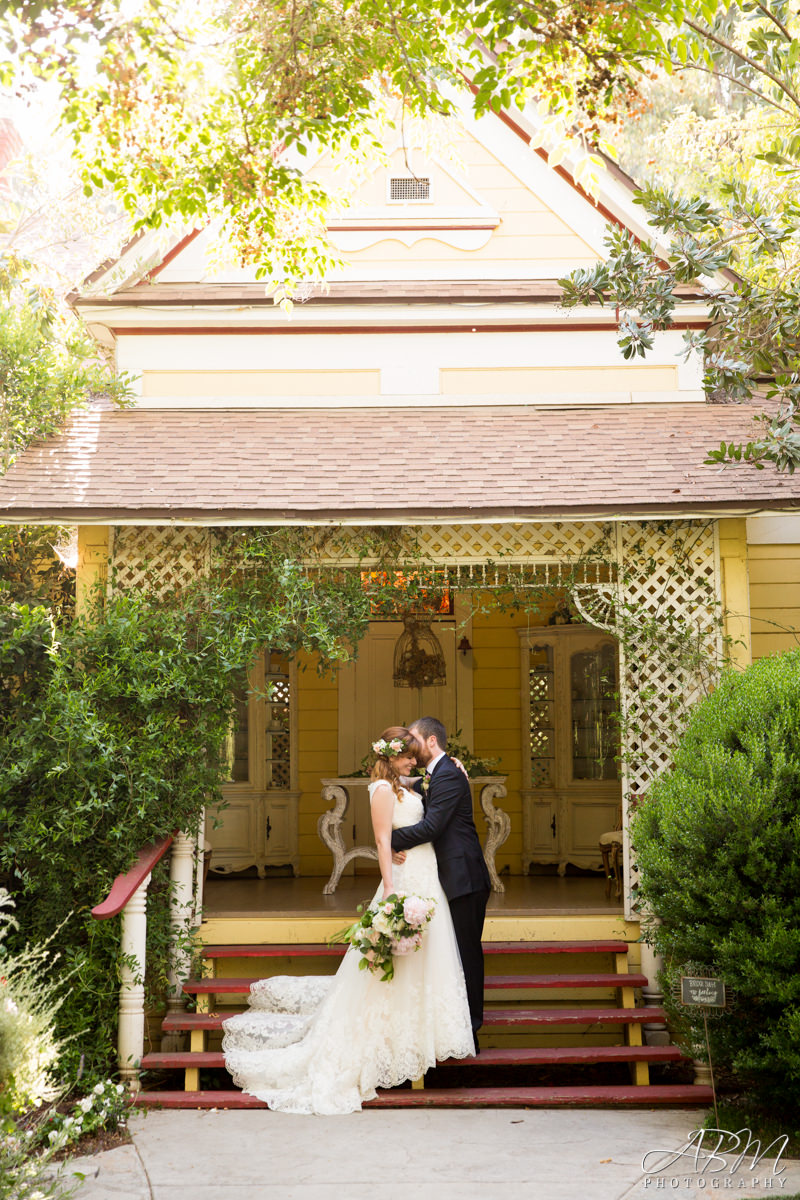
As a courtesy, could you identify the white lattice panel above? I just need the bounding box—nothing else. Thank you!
[415,522,609,562]
[571,522,721,791]
[314,522,610,565]
[110,526,211,594]
[617,521,720,796]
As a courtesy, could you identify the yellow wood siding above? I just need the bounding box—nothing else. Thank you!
[748,543,800,658]
[441,365,679,395]
[718,518,752,669]
[322,136,598,272]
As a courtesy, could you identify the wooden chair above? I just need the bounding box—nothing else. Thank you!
[599,832,623,897]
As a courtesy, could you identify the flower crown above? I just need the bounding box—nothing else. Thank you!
[372,737,408,758]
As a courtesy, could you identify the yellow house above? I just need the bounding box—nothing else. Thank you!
[2,93,799,1108]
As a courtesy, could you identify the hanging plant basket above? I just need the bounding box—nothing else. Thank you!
[392,615,447,689]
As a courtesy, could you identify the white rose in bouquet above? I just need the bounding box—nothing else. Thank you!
[372,911,392,936]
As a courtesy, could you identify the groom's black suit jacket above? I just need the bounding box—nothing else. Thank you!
[390,755,491,902]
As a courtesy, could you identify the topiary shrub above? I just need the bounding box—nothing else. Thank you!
[632,649,800,1107]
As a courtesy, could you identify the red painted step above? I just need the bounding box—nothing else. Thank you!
[181,972,648,996]
[482,1007,665,1027]
[485,973,647,990]
[133,1084,713,1109]
[162,1006,666,1033]
[367,1085,713,1108]
[483,941,630,955]
[141,1044,685,1073]
[201,939,630,960]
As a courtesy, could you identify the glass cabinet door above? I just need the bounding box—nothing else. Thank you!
[265,653,292,789]
[569,642,618,781]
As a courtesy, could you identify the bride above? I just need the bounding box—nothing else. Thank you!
[221,725,475,1114]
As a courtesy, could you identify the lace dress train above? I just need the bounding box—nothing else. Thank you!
[221,784,474,1114]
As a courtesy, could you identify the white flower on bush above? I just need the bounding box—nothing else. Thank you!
[79,1096,94,1112]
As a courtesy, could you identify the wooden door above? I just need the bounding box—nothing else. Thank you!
[520,625,621,872]
[338,620,458,856]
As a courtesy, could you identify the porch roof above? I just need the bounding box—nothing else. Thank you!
[2,402,799,523]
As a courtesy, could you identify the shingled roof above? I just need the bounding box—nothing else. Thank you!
[1,403,798,523]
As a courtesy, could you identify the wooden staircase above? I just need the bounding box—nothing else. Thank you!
[136,939,712,1109]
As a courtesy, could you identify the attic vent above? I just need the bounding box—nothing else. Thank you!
[389,176,431,201]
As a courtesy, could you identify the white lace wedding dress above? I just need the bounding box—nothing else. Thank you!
[221,783,474,1114]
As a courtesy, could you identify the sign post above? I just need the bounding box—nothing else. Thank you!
[677,972,728,1126]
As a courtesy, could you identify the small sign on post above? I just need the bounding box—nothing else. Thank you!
[676,969,729,1127]
[680,975,726,1009]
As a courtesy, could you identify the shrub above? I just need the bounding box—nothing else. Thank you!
[0,892,64,1116]
[632,649,800,1107]
[0,561,369,1078]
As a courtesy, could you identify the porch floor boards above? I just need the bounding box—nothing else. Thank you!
[202,873,623,919]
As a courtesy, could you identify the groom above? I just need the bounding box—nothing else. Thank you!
[391,716,491,1054]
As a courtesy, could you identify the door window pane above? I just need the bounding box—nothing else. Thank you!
[529,644,555,787]
[570,643,619,780]
[226,668,250,782]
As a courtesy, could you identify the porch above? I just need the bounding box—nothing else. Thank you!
[87,515,736,1107]
[202,873,625,922]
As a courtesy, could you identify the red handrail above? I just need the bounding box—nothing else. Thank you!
[91,834,175,920]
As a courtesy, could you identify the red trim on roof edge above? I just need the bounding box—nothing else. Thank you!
[107,320,710,336]
[142,227,205,282]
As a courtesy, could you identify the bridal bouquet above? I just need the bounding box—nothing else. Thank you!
[330,893,436,982]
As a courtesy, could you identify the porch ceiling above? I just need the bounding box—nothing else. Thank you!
[2,402,799,523]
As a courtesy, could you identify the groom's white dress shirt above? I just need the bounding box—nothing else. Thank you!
[426,750,446,777]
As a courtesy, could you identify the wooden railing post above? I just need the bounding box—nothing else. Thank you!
[91,834,175,1090]
[161,832,197,1052]
[118,875,150,1088]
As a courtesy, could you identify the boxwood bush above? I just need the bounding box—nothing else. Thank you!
[632,649,800,1106]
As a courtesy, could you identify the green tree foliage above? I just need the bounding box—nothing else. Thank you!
[0,267,131,475]
[561,1,800,472]
[0,526,75,616]
[0,0,719,287]
[632,650,800,1107]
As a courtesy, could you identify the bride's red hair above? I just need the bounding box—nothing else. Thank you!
[369,725,414,803]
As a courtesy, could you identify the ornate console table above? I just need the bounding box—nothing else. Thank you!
[318,776,510,895]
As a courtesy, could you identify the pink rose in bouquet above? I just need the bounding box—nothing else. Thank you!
[403,896,435,928]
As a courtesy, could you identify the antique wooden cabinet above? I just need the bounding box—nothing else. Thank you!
[518,624,621,873]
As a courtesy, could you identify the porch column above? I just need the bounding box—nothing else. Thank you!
[118,875,150,1088]
[76,526,109,617]
[639,936,670,1047]
[161,831,196,1051]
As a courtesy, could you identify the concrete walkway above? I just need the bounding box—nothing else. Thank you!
[61,1108,800,1200]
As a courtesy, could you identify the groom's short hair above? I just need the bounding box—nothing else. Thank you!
[412,716,447,750]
